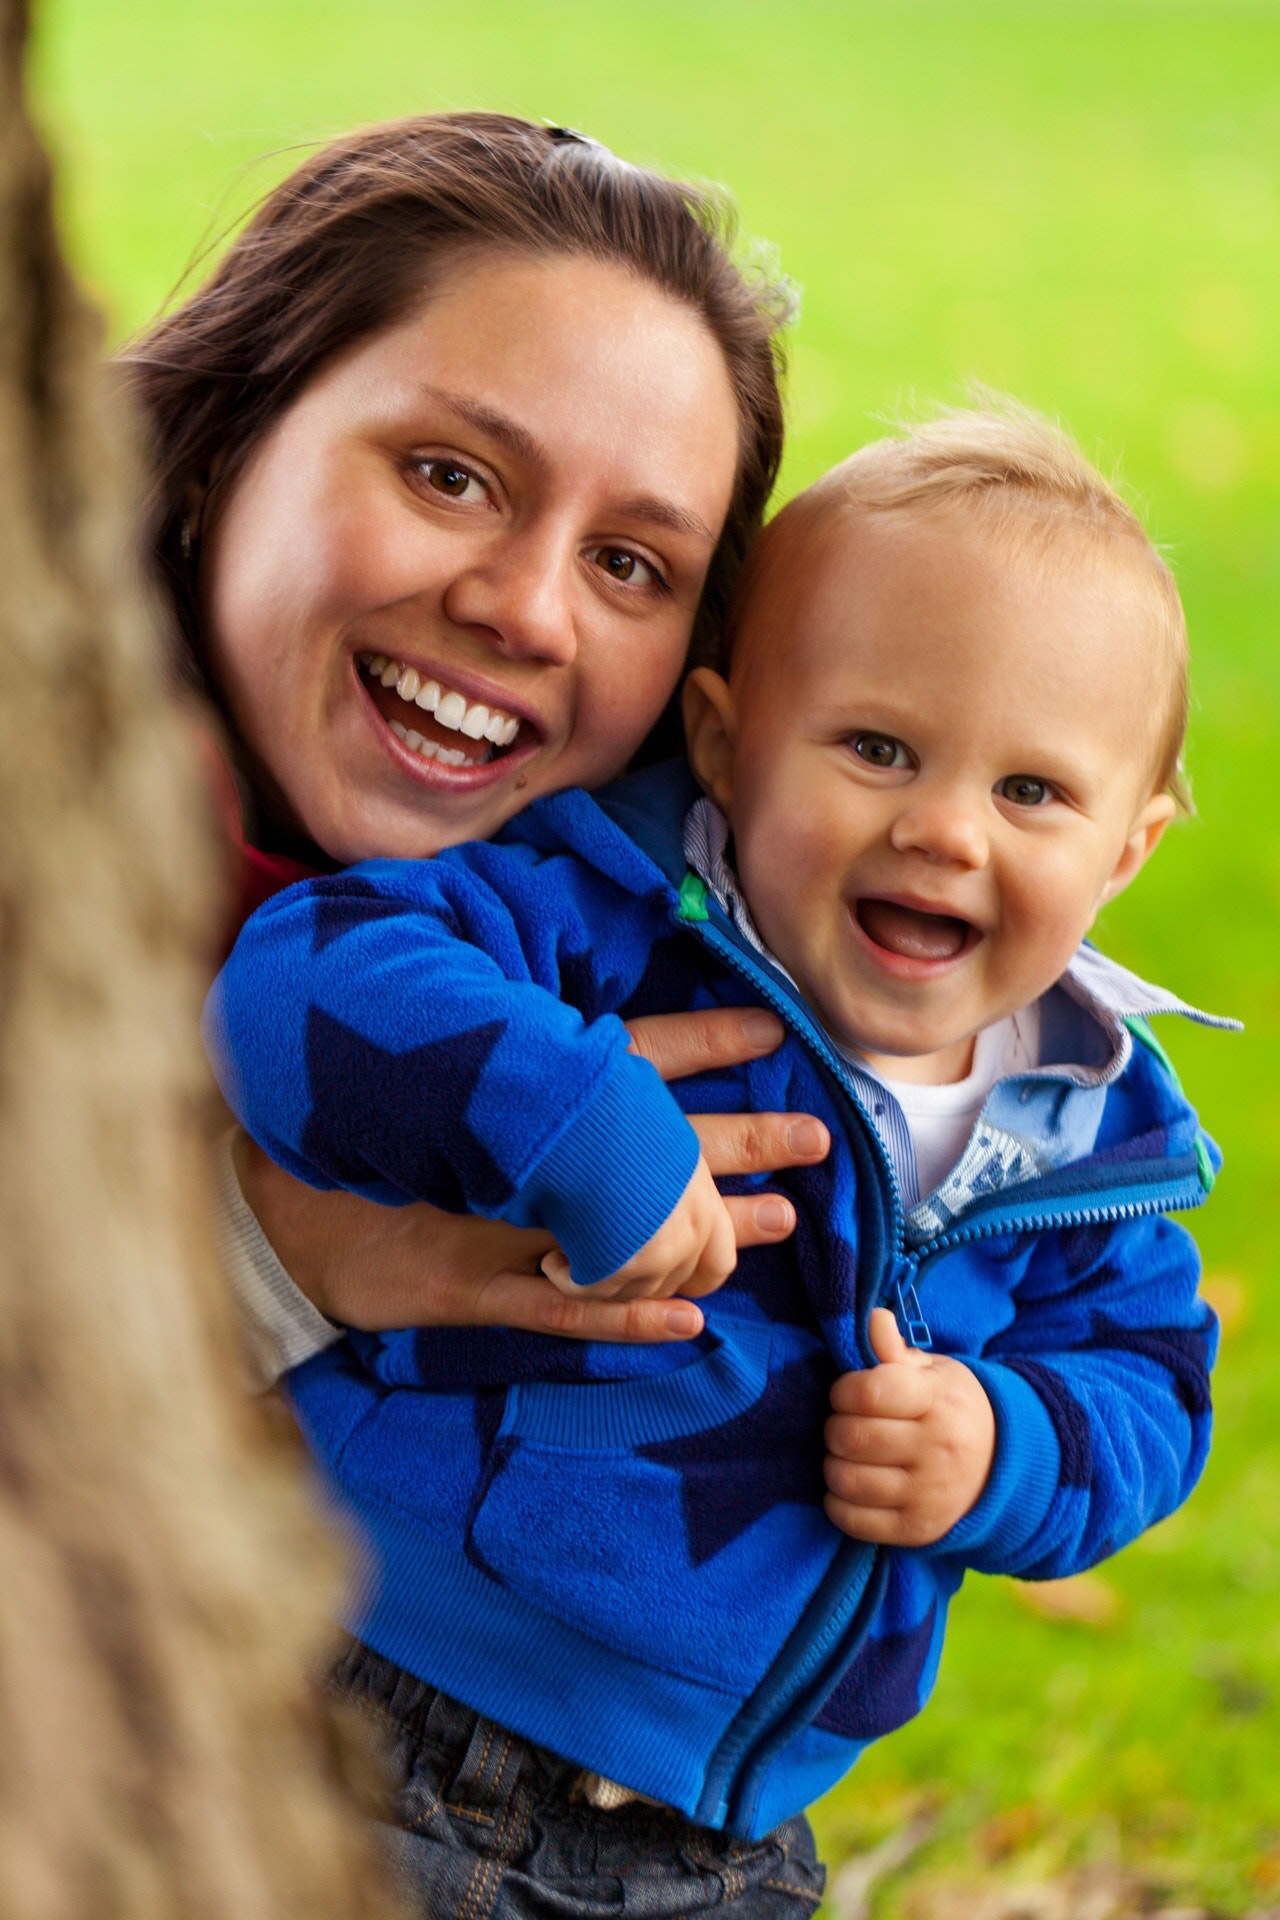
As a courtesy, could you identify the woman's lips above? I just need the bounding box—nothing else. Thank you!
[353,653,542,789]
[851,897,979,976]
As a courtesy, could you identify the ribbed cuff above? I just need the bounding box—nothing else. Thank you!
[213,1130,344,1391]
[925,1357,1062,1569]
[520,1053,701,1287]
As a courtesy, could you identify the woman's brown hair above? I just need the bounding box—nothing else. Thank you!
[121,112,792,716]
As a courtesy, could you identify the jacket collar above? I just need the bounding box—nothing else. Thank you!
[678,792,1239,1089]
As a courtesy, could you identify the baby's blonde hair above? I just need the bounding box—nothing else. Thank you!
[728,398,1191,810]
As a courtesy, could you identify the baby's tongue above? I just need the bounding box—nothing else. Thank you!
[857,899,969,961]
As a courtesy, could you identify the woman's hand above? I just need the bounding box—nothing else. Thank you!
[236,1006,829,1343]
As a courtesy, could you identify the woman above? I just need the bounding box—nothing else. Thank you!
[125,115,831,1913]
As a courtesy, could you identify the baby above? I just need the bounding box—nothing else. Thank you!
[209,404,1229,1838]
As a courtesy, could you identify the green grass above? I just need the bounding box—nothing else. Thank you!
[30,3,1280,1906]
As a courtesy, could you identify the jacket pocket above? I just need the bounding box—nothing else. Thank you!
[466,1322,841,1692]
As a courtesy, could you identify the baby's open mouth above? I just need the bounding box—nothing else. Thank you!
[855,898,975,963]
[358,652,528,767]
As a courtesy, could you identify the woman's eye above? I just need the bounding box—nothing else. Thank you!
[852,732,911,770]
[416,459,487,503]
[999,774,1052,807]
[589,546,666,592]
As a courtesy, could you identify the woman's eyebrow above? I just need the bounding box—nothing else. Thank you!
[613,496,717,547]
[418,385,545,468]
[417,384,716,547]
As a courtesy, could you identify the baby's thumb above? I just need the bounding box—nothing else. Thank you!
[540,1250,580,1296]
[868,1305,922,1367]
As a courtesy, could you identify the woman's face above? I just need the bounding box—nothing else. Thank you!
[202,249,741,863]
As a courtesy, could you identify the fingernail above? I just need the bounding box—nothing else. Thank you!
[741,1011,784,1048]
[664,1303,702,1335]
[787,1118,827,1156]
[756,1197,792,1233]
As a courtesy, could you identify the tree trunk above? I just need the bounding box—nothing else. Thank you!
[0,3,402,1913]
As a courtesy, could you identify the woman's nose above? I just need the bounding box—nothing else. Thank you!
[441,529,577,666]
[888,791,989,869]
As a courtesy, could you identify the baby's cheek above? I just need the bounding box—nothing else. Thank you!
[1002,869,1102,989]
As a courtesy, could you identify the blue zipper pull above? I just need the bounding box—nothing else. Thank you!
[890,1261,933,1350]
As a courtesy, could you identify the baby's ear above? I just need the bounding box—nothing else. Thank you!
[682,669,738,813]
[1099,792,1177,904]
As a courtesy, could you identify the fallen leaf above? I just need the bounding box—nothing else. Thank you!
[1013,1573,1121,1626]
[977,1803,1044,1862]
[1199,1272,1248,1334]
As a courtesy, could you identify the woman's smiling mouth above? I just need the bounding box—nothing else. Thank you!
[356,651,531,768]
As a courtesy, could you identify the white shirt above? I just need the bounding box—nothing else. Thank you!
[848,1006,1041,1199]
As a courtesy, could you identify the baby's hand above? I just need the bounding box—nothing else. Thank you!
[540,1156,736,1302]
[823,1308,996,1546]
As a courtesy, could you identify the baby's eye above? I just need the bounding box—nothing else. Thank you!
[415,459,488,503]
[588,546,667,592]
[852,732,912,770]
[998,774,1052,808]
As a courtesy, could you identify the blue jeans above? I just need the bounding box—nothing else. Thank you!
[333,1643,826,1918]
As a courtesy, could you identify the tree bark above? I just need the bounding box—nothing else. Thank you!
[0,3,402,1912]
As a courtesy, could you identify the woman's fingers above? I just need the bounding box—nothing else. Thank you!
[477,1271,705,1342]
[626,1007,784,1080]
[688,1110,830,1178]
[720,1191,796,1247]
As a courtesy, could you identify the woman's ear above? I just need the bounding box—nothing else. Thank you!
[1099,791,1177,905]
[683,669,738,813]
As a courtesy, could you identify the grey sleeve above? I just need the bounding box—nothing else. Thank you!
[212,1129,344,1391]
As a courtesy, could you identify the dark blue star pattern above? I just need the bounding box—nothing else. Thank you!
[1058,1221,1122,1280]
[620,932,714,1024]
[782,1160,863,1325]
[814,1601,938,1739]
[306,876,423,954]
[638,1349,832,1566]
[1091,1124,1174,1169]
[558,942,622,1022]
[302,1006,511,1210]
[1079,1312,1213,1417]
[1002,1357,1093,1488]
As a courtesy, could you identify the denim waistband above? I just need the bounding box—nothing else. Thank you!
[330,1641,827,1918]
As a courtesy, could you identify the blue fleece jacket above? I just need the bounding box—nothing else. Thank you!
[206,761,1226,1839]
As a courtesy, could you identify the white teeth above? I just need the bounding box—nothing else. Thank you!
[437,746,469,766]
[361,656,520,750]
[404,729,425,751]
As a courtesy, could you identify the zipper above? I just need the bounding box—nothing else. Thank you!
[676,901,910,1323]
[911,1156,1212,1267]
[673,888,1213,1825]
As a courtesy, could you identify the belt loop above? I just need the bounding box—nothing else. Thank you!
[448,1711,519,1821]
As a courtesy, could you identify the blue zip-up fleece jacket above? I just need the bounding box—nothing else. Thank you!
[207,762,1227,1840]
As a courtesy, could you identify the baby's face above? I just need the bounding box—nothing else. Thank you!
[690,510,1174,1081]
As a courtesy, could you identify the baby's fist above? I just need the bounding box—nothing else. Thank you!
[823,1307,996,1546]
[541,1155,735,1302]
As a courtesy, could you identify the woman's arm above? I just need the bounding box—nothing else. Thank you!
[231,1007,830,1384]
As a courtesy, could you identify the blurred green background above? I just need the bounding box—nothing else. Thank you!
[29,2,1279,1909]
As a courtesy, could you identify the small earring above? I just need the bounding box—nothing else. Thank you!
[179,516,193,560]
